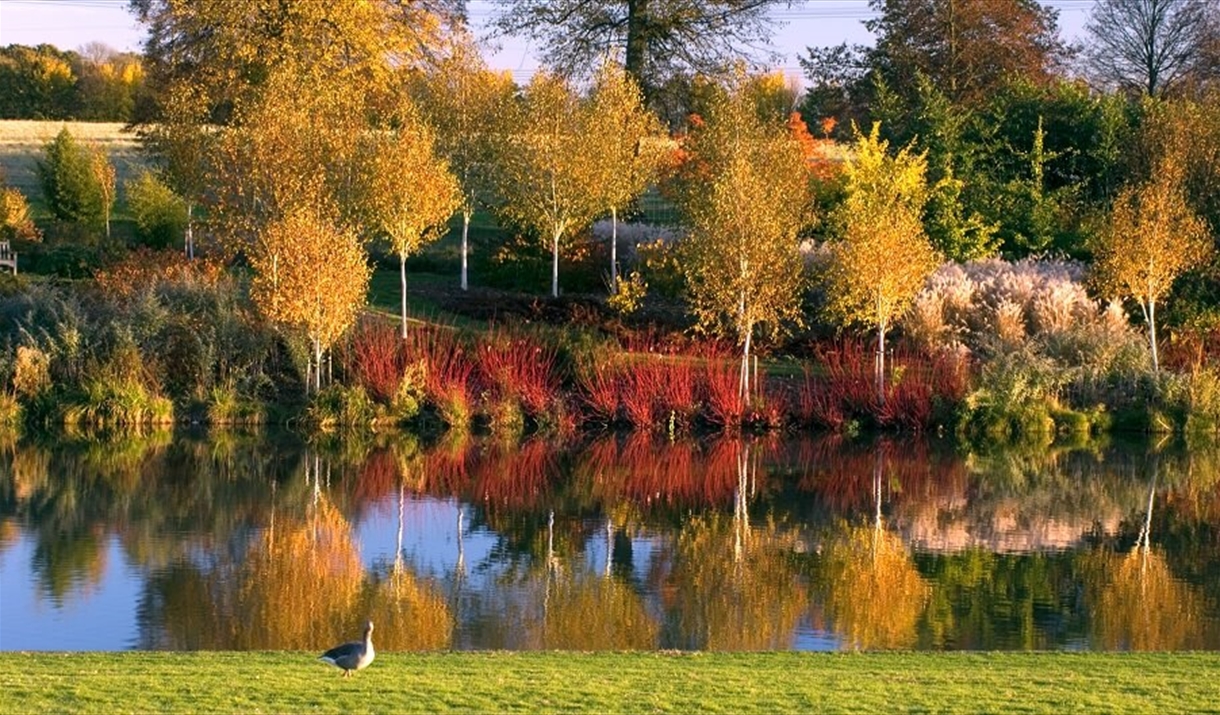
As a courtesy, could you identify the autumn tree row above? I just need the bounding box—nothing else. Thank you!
[124,0,1216,399]
[0,43,146,122]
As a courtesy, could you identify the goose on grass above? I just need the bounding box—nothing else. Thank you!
[319,621,375,677]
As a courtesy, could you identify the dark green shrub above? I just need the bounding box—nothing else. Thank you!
[25,241,103,278]
[36,128,105,229]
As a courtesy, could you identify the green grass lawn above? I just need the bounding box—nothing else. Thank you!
[1,651,1218,714]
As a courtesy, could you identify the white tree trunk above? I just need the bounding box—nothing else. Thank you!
[313,337,323,394]
[461,211,470,291]
[185,203,195,260]
[610,205,619,293]
[551,226,562,298]
[740,326,753,401]
[604,518,613,578]
[1148,299,1160,374]
[400,252,409,339]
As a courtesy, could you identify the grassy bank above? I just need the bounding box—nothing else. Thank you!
[1,651,1218,714]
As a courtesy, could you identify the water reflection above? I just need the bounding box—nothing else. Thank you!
[1,429,1219,651]
[1085,458,1211,651]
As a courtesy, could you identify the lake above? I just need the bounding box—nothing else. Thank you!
[2,429,1218,651]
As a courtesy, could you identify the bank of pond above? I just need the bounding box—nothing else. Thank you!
[2,429,1218,653]
[3,306,1218,443]
[5,255,1220,443]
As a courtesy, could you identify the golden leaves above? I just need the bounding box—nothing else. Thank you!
[676,75,814,344]
[0,187,40,242]
[491,72,605,241]
[824,123,939,333]
[411,35,517,213]
[248,205,371,354]
[1090,168,1211,307]
[356,109,461,259]
[666,515,808,650]
[814,524,930,650]
[1088,547,1210,651]
[585,62,666,213]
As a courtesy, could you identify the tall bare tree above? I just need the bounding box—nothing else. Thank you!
[488,0,787,102]
[1085,0,1219,97]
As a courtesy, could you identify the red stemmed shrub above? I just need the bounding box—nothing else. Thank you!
[798,339,969,432]
[702,357,745,427]
[476,328,561,417]
[348,318,407,404]
[578,363,622,425]
[406,326,476,428]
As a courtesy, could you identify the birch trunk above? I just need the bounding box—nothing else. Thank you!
[461,211,470,291]
[400,251,409,339]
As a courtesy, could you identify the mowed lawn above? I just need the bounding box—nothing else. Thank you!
[2,651,1218,714]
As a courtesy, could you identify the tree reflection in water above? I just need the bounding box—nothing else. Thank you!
[140,452,452,650]
[3,429,1220,651]
[810,447,930,650]
[654,442,808,650]
[1086,457,1213,651]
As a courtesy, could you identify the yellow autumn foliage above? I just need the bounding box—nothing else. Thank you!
[540,572,659,650]
[248,205,370,380]
[676,74,814,395]
[1089,547,1210,651]
[665,515,808,650]
[490,71,606,297]
[825,123,939,338]
[1090,164,1211,371]
[815,523,930,650]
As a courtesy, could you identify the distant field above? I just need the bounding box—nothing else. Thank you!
[0,121,146,212]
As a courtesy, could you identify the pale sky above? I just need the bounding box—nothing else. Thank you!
[0,0,1095,85]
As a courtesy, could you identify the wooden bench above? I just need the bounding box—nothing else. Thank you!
[0,241,15,274]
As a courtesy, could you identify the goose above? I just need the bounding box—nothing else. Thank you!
[319,621,375,677]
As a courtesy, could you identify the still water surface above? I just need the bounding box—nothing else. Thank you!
[2,430,1218,651]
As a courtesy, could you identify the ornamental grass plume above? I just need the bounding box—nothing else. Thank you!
[905,258,1141,370]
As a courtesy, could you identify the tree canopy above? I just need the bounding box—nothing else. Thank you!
[410,34,518,291]
[800,0,1069,131]
[0,43,144,121]
[1090,163,1212,373]
[823,123,938,402]
[487,71,606,298]
[585,62,666,290]
[356,105,462,337]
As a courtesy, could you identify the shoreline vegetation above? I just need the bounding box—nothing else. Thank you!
[1,651,1218,714]
[3,251,1220,446]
